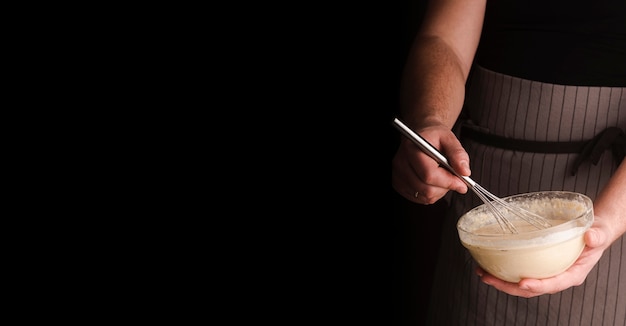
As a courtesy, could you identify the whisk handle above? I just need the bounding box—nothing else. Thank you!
[392,118,477,188]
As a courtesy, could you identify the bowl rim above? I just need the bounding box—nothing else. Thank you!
[457,191,593,247]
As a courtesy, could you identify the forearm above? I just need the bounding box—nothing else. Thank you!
[398,0,485,132]
[399,36,468,131]
[593,160,626,244]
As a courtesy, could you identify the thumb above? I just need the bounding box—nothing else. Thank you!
[445,147,471,177]
[584,226,608,249]
[443,147,471,194]
[439,132,471,177]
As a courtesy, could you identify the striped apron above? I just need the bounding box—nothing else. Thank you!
[427,65,626,326]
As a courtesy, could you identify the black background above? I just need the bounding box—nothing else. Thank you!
[296,1,448,324]
[384,1,448,324]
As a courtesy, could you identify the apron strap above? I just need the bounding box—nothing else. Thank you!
[571,127,626,175]
[460,125,626,176]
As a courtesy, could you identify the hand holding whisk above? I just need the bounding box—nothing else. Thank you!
[392,118,552,234]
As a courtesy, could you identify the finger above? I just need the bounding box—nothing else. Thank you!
[392,140,453,203]
[419,132,470,193]
[392,168,447,204]
[584,227,603,248]
[584,221,612,249]
[476,266,546,297]
[415,152,468,195]
[478,266,584,298]
[413,186,447,205]
[439,133,471,176]
[477,271,543,298]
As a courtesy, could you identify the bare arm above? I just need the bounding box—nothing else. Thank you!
[392,0,486,203]
[400,0,485,130]
[592,160,626,244]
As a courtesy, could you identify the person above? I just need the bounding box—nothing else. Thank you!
[391,0,626,324]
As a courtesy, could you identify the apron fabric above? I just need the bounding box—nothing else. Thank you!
[427,65,626,326]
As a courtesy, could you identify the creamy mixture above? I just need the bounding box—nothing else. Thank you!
[464,229,585,282]
[458,195,592,282]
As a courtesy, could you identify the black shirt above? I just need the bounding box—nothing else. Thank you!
[475,0,626,86]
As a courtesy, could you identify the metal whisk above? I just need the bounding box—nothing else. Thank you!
[393,118,552,234]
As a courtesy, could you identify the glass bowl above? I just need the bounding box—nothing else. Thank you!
[457,191,593,282]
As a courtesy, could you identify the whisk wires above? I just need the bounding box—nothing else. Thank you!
[471,184,553,234]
